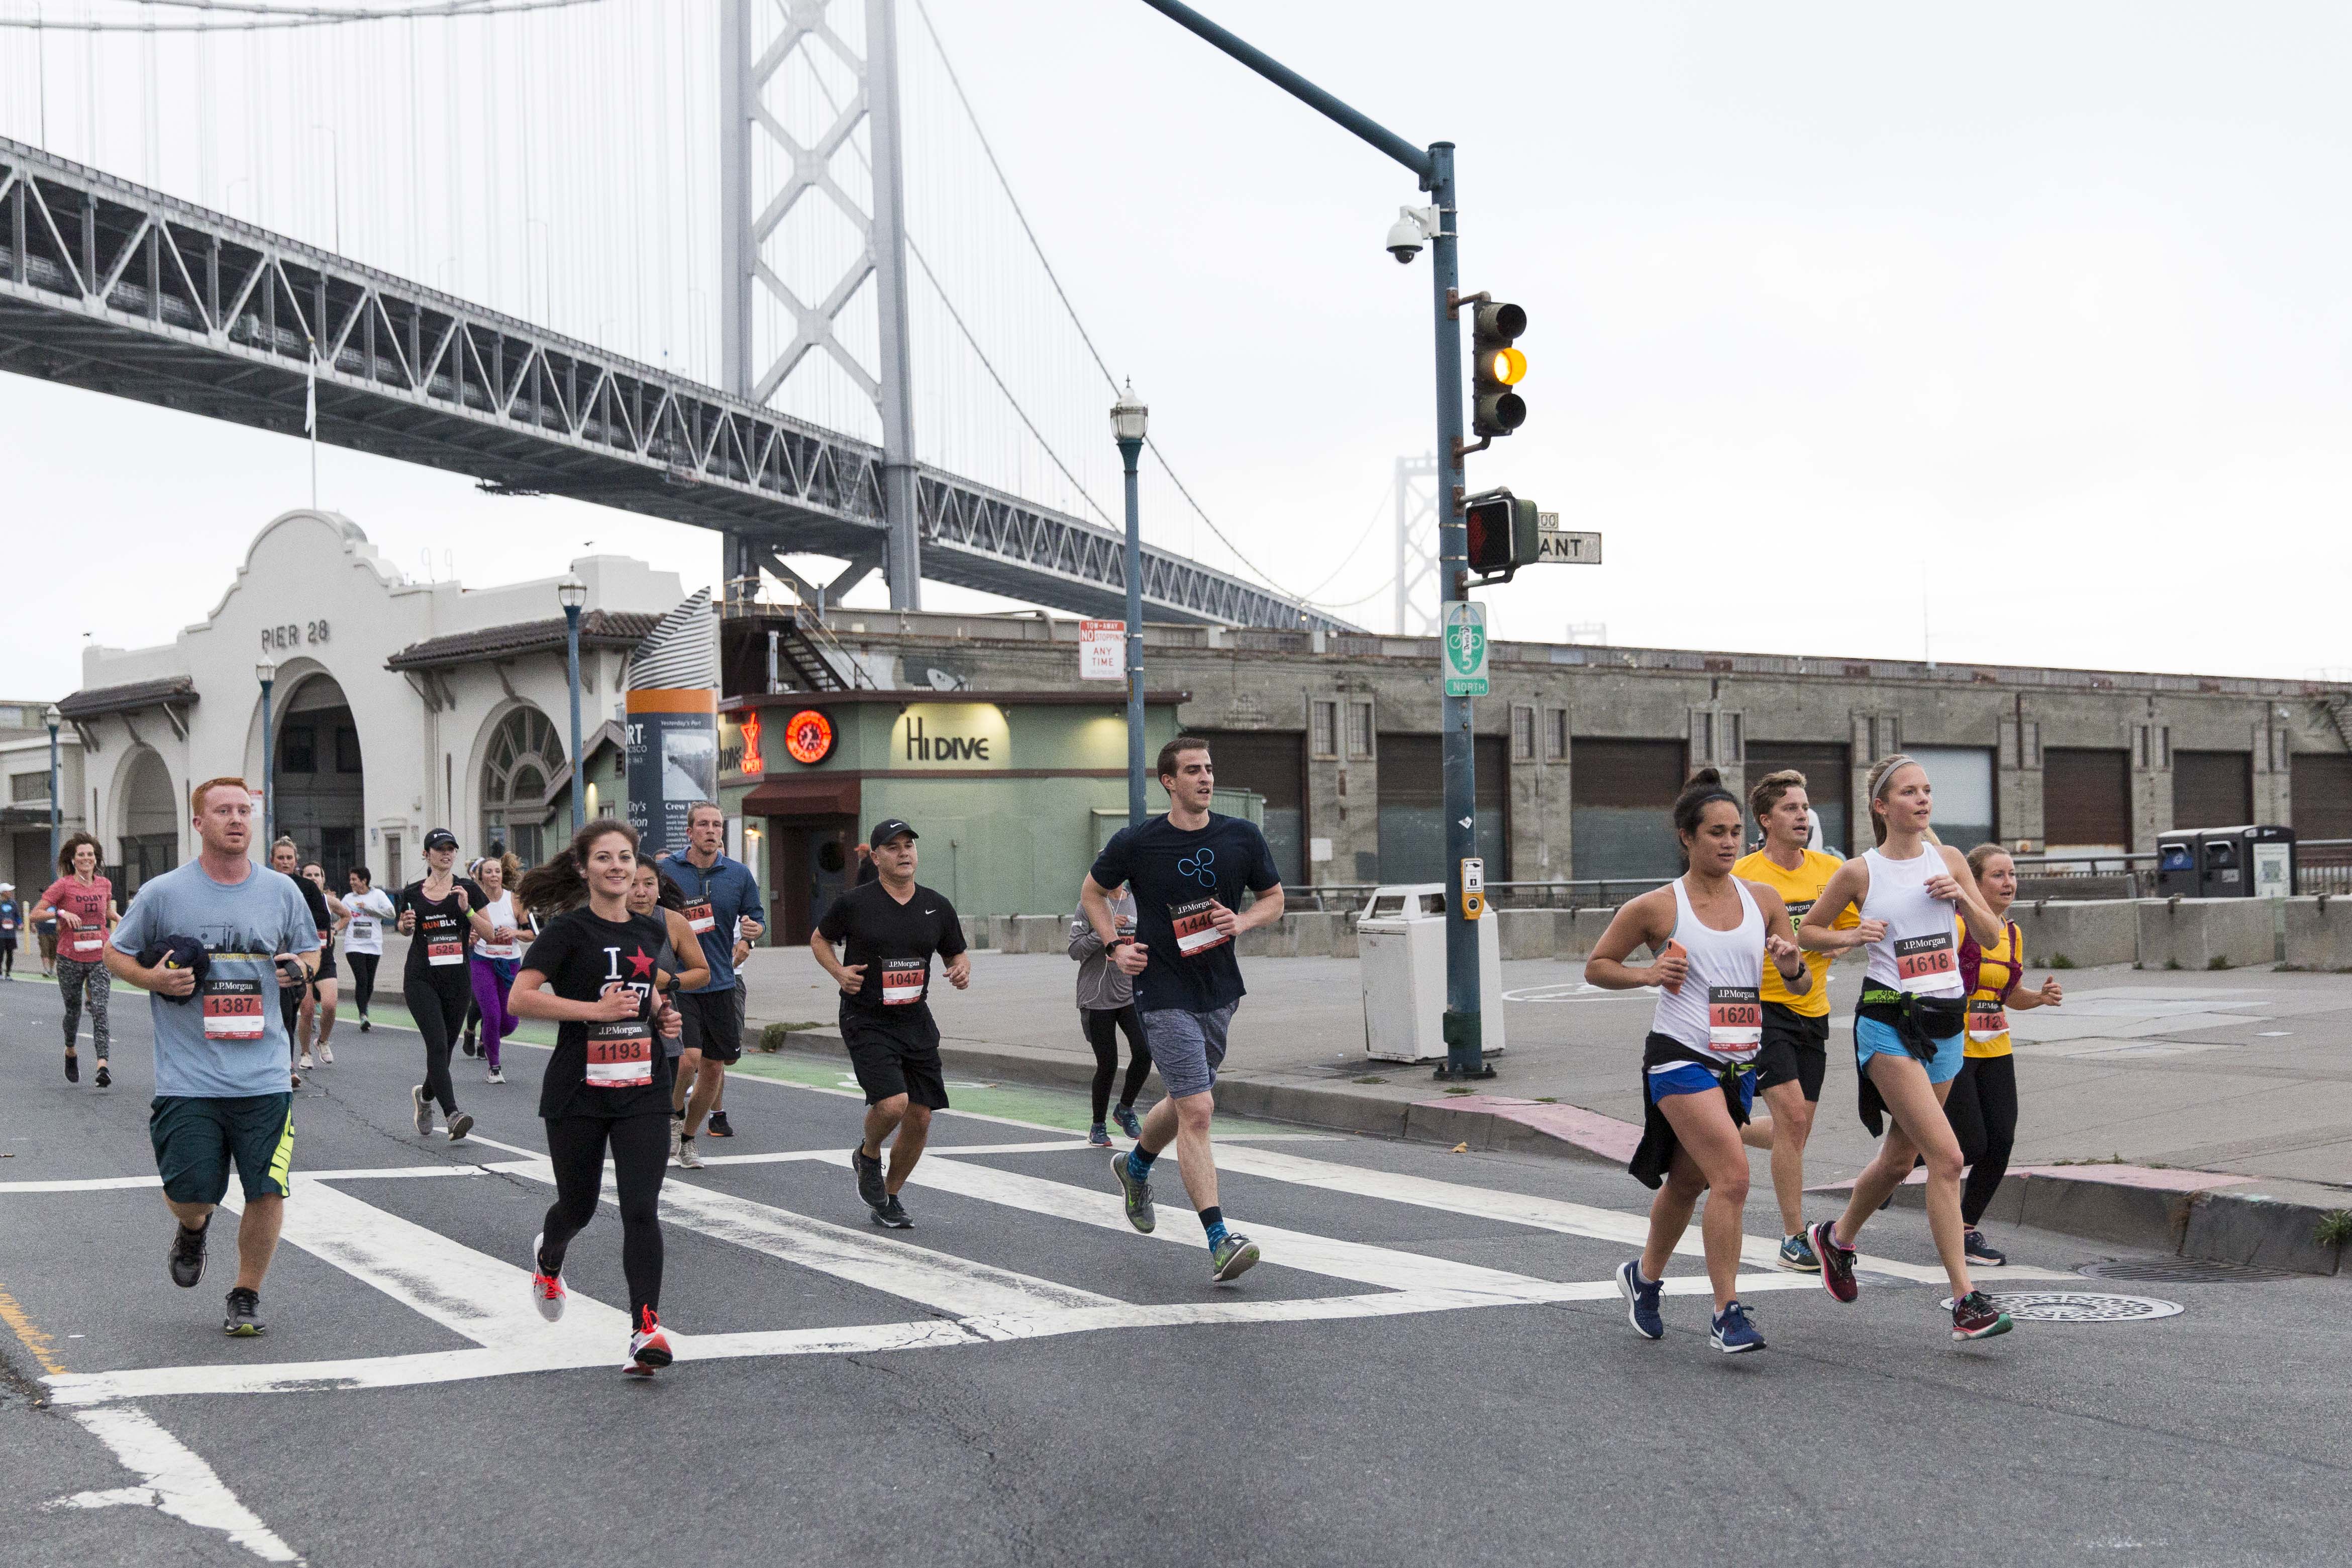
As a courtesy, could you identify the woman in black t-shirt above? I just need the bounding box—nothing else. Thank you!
[393,829,494,1141]
[513,819,684,1377]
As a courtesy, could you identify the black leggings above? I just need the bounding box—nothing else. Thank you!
[405,976,471,1115]
[347,953,380,1016]
[541,1113,669,1322]
[1944,1054,2019,1227]
[1082,1005,1152,1123]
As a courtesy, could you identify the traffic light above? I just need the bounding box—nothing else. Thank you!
[1463,487,1540,583]
[1471,301,1527,438]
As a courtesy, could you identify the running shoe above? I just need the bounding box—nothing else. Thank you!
[1615,1260,1665,1340]
[1110,1151,1155,1234]
[1088,1123,1113,1148]
[1952,1290,2014,1341]
[319,1043,334,1065]
[1809,1218,1859,1304]
[1775,1232,1820,1273]
[1111,1104,1143,1140]
[168,1219,209,1289]
[705,1111,735,1139]
[462,1031,478,1058]
[1710,1300,1767,1354]
[93,1063,111,1090]
[289,1072,301,1090]
[359,1017,371,1034]
[447,1111,474,1143]
[529,1232,567,1323]
[624,1307,672,1376]
[412,1085,433,1135]
[675,1135,703,1171]
[223,1287,265,1337]
[668,1117,684,1166]
[298,1051,315,1070]
[64,1051,77,1084]
[872,1194,913,1230]
[1210,1232,1261,1283]
[852,1146,887,1213]
[485,1067,507,1085]
[1964,1228,2006,1267]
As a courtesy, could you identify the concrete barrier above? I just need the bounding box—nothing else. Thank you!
[960,916,992,952]
[2284,896,2352,971]
[1497,908,1562,961]
[2016,899,2138,969]
[1565,906,1617,960]
[1288,909,1342,958]
[2136,897,2274,972]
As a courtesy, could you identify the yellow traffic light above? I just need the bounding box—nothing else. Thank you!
[1484,346,1526,386]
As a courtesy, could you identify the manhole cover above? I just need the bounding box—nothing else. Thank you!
[1939,1292,2182,1323]
[2078,1258,2298,1285]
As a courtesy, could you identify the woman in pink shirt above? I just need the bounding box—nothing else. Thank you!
[33,832,120,1088]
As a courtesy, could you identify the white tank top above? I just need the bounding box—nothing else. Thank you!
[1650,877,1765,1064]
[1861,846,1963,997]
[473,892,521,961]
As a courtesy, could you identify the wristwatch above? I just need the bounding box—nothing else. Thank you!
[1104,934,1132,952]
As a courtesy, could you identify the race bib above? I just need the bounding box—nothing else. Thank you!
[684,901,715,935]
[1169,898,1228,957]
[1706,985,1762,1059]
[68,928,106,959]
[348,918,377,945]
[880,958,927,1006]
[1782,899,1815,919]
[1967,998,2009,1042]
[584,1009,653,1087]
[317,927,332,947]
[423,912,466,966]
[1894,931,1957,992]
[201,977,267,1041]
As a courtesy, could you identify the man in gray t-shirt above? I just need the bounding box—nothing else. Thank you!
[104,778,318,1338]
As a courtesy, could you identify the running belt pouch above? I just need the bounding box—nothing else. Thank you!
[1628,1035,1750,1190]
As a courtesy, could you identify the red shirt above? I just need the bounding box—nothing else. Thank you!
[42,875,114,963]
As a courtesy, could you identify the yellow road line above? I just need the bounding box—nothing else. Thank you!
[0,1282,66,1376]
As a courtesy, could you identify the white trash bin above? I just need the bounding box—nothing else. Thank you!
[1357,884,1508,1063]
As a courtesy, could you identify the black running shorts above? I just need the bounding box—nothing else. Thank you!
[1753,1002,1829,1101]
[840,1007,949,1111]
[678,987,745,1064]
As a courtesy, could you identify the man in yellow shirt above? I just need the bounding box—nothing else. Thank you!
[1733,770,1870,1272]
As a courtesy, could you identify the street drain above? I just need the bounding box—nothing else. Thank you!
[2078,1258,2300,1285]
[1941,1292,2183,1323]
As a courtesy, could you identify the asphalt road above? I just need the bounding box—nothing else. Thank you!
[3,972,2348,1567]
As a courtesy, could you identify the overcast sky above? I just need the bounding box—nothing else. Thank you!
[6,1,2351,700]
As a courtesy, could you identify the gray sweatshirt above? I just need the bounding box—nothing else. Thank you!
[1068,890,1138,1011]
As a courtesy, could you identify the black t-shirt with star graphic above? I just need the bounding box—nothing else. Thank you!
[521,905,676,1120]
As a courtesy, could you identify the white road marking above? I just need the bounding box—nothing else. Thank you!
[54,1403,303,1562]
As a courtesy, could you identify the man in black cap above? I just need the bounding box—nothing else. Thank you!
[809,818,968,1228]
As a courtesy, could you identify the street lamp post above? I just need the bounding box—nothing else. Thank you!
[1111,381,1149,825]
[44,703,62,868]
[558,574,587,834]
[1138,0,1490,1079]
[255,659,277,847]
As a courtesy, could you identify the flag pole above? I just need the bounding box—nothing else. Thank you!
[305,337,319,509]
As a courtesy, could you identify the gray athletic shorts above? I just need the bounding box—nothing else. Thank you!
[1140,1003,1236,1099]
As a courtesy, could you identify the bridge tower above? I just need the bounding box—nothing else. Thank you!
[720,0,921,612]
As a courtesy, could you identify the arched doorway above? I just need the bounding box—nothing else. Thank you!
[272,674,365,885]
[119,748,179,896]
[481,705,566,867]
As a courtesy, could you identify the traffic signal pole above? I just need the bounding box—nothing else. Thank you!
[1136,0,1489,1077]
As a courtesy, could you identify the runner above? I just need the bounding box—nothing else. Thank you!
[1944,844,2063,1268]
[103,777,317,1336]
[0,883,21,978]
[629,862,710,1082]
[1086,736,1285,1283]
[658,802,764,1170]
[703,918,754,1140]
[468,854,527,1087]
[1588,769,1810,1353]
[392,829,493,1141]
[810,819,969,1227]
[1068,880,1150,1147]
[1730,769,1863,1271]
[34,831,119,1088]
[341,866,396,1033]
[510,819,685,1375]
[267,839,331,1083]
[298,862,345,1068]
[1799,754,2015,1341]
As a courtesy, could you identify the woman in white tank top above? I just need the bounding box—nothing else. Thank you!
[1587,770,1809,1355]
[1798,754,2014,1342]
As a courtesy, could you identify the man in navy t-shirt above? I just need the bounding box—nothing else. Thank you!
[1083,735,1284,1284]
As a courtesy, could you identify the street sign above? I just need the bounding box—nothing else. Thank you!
[1536,512,1601,565]
[1442,601,1488,697]
[1079,619,1125,681]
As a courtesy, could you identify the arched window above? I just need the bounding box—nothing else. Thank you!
[481,707,565,867]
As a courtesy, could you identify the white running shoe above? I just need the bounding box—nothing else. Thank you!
[319,1043,333,1065]
[485,1067,506,1085]
[298,1051,315,1070]
[675,1135,703,1171]
[624,1309,672,1376]
[667,1118,683,1166]
[529,1232,567,1323]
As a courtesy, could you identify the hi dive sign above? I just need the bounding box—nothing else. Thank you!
[625,589,719,858]
[888,703,1011,770]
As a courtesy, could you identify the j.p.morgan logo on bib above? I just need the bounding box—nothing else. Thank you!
[890,703,1011,770]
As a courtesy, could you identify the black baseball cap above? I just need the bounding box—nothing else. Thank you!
[423,828,459,852]
[136,935,212,1001]
[868,818,918,850]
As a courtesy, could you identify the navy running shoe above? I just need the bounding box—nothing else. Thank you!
[1964,1227,2007,1267]
[1710,1299,1766,1354]
[1616,1260,1664,1340]
[1111,1104,1144,1140]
